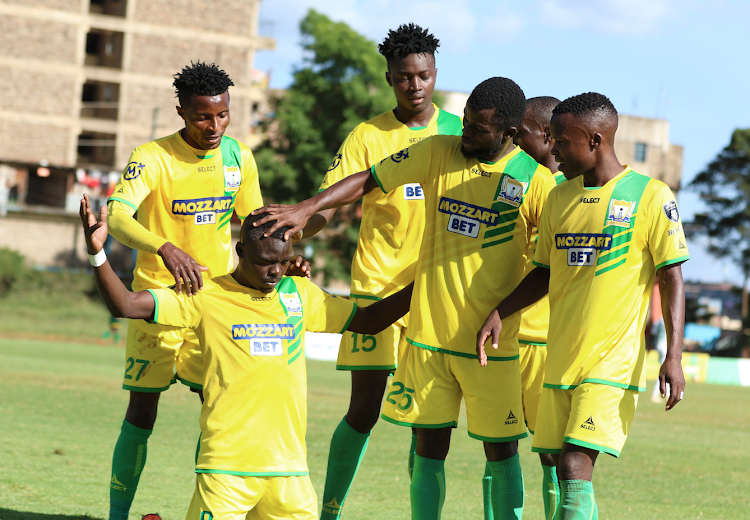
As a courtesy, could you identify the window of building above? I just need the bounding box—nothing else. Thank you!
[84,29,124,69]
[80,80,120,120]
[78,132,117,167]
[635,142,648,162]
[89,0,127,17]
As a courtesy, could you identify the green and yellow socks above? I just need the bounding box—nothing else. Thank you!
[109,420,152,520]
[320,418,370,520]
[483,461,494,520]
[559,480,597,520]
[411,455,446,520]
[542,464,560,520]
[487,454,525,520]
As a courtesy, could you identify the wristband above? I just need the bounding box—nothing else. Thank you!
[88,249,107,267]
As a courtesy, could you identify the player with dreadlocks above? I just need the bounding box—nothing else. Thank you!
[252,76,558,520]
[285,23,463,519]
[105,61,264,520]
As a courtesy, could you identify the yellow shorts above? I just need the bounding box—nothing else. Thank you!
[123,319,202,392]
[186,473,317,520]
[519,343,547,434]
[336,297,407,371]
[531,383,639,458]
[381,343,528,442]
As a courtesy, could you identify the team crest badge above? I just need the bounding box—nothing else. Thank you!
[327,153,342,172]
[663,200,680,222]
[124,162,145,181]
[495,175,528,208]
[224,166,241,192]
[280,293,302,317]
[606,199,636,228]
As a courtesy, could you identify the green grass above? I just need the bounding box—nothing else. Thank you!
[1,338,748,519]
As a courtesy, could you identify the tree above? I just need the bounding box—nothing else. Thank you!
[254,9,394,283]
[688,128,750,326]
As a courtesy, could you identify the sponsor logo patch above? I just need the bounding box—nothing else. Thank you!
[403,183,425,200]
[555,233,613,267]
[495,174,528,207]
[505,410,519,425]
[232,323,295,344]
[224,165,241,192]
[327,153,342,172]
[171,197,232,216]
[580,416,596,431]
[124,162,145,181]
[606,199,636,228]
[663,200,680,222]
[438,197,499,238]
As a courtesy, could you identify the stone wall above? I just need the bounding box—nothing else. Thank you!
[0,15,79,63]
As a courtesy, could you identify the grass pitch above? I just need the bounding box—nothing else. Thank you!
[0,337,748,519]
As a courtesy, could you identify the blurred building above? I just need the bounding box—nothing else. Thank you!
[438,91,684,191]
[0,0,274,267]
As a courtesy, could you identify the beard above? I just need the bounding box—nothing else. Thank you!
[460,136,505,160]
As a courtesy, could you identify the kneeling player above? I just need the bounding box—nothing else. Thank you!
[80,196,413,519]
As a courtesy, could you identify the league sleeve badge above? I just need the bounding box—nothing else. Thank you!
[662,200,680,222]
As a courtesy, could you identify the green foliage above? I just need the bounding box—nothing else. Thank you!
[0,247,27,294]
[689,128,750,276]
[255,9,394,284]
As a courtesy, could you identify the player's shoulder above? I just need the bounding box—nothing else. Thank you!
[434,107,463,136]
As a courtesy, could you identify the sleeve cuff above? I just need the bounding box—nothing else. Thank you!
[370,166,387,194]
[655,256,689,270]
[532,261,550,269]
[145,289,159,323]
[340,302,358,333]
[108,197,139,213]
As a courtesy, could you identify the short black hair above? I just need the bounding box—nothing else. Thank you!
[241,213,291,244]
[466,77,526,130]
[553,92,617,120]
[378,23,439,64]
[525,96,561,126]
[173,61,234,107]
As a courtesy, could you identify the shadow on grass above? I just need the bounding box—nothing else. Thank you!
[0,510,102,520]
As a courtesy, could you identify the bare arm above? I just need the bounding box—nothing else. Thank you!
[476,267,550,366]
[302,208,337,238]
[251,170,379,240]
[347,283,414,335]
[657,263,686,411]
[81,195,156,320]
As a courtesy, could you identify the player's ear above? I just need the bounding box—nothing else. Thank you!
[591,132,603,150]
[385,70,393,87]
[504,126,518,141]
[235,240,244,258]
[543,125,551,144]
[176,105,186,122]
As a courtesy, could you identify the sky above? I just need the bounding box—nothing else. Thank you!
[253,0,750,285]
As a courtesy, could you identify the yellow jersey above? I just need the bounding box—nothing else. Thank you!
[534,167,689,391]
[319,105,462,300]
[149,275,357,476]
[372,136,556,358]
[109,132,263,291]
[518,172,566,345]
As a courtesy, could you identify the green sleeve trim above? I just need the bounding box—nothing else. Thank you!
[108,197,139,212]
[336,364,397,371]
[532,261,550,269]
[317,189,325,194]
[518,340,547,346]
[380,415,457,429]
[563,437,620,458]
[405,337,519,361]
[340,302,358,333]
[370,165,387,193]
[175,376,203,391]
[655,255,690,271]
[145,289,159,323]
[468,431,529,443]
[531,447,561,454]
[543,383,578,390]
[196,469,309,477]
[122,383,173,393]
[350,293,382,301]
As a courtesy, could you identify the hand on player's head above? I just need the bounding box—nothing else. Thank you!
[79,194,108,255]
[250,203,311,242]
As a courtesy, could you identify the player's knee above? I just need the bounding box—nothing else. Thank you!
[538,452,556,467]
[484,440,518,461]
[125,391,160,429]
[416,428,452,459]
[346,399,382,432]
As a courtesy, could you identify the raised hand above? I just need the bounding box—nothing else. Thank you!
[79,194,109,255]
[251,201,316,242]
[476,309,503,367]
[157,242,208,296]
[285,256,312,278]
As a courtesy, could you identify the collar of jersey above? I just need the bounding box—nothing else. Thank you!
[176,130,217,159]
[220,273,279,300]
[578,165,632,191]
[389,104,439,131]
[477,144,521,168]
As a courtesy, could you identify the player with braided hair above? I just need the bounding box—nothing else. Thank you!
[286,22,462,519]
[105,61,263,519]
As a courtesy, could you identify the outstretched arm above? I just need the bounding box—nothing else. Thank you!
[81,195,156,320]
[347,283,414,335]
[657,263,686,411]
[251,170,379,240]
[476,267,550,366]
